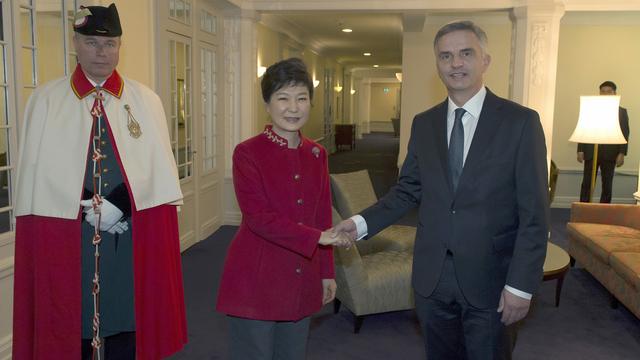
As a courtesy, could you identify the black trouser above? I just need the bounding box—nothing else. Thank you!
[81,332,135,360]
[580,159,616,203]
[414,254,514,360]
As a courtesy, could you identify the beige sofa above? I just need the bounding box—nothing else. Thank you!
[566,203,640,318]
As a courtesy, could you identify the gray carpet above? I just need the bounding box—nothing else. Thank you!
[171,132,640,359]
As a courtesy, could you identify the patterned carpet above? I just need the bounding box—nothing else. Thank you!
[171,132,640,359]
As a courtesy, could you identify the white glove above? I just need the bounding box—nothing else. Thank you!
[80,198,124,232]
[107,221,129,235]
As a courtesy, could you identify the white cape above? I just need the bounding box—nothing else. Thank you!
[15,74,183,219]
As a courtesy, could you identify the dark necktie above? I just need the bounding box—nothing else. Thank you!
[449,108,466,191]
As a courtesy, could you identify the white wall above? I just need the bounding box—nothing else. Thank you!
[370,83,400,124]
[108,0,156,87]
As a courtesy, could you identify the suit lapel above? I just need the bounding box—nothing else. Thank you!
[432,100,453,195]
[456,89,503,196]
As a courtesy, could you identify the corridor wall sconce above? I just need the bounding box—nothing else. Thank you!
[395,72,403,82]
[334,85,343,93]
[257,65,267,78]
[350,89,356,95]
[313,79,320,88]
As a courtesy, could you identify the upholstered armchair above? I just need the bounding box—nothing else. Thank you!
[331,208,415,333]
[330,169,416,251]
[329,169,416,333]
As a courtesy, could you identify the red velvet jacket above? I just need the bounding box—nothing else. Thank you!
[216,126,335,321]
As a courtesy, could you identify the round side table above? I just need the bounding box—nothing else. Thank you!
[543,242,571,307]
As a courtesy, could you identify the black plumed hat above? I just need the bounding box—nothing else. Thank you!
[73,3,122,37]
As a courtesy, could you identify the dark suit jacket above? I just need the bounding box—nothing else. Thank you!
[577,107,630,161]
[361,89,549,309]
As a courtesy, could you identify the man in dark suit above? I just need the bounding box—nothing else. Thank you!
[578,81,630,203]
[333,20,549,359]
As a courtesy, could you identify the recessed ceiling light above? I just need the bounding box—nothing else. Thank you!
[342,28,353,33]
[363,52,371,56]
[373,64,379,68]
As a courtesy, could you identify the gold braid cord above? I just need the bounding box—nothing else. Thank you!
[89,88,107,360]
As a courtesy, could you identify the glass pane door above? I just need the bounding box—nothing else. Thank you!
[169,37,193,179]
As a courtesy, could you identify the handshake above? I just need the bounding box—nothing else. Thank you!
[319,219,358,247]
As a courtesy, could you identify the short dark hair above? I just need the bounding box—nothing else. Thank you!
[261,58,313,103]
[433,20,488,53]
[599,81,617,92]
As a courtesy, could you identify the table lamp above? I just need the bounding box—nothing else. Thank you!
[569,95,627,202]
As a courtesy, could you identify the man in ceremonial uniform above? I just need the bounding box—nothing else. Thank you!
[12,4,187,359]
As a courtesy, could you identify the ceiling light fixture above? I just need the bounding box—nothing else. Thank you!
[373,64,379,68]
[363,52,371,56]
[342,28,353,33]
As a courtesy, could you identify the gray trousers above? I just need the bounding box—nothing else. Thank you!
[228,316,311,360]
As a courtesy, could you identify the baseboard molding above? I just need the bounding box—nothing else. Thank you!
[369,121,393,133]
[223,176,241,226]
[224,211,241,226]
[0,335,11,360]
[360,121,370,134]
[200,216,221,240]
[552,195,637,209]
[557,167,638,177]
[179,230,196,252]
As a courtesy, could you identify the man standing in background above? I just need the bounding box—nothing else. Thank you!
[578,81,630,203]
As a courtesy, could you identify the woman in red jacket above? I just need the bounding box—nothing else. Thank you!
[216,58,350,359]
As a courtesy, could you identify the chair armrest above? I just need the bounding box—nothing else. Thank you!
[570,202,640,230]
[357,225,416,255]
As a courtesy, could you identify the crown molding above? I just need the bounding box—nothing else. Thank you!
[259,14,324,55]
[237,0,640,12]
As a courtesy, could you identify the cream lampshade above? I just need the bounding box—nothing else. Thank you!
[569,96,626,144]
[569,95,627,202]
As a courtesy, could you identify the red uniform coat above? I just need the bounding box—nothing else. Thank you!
[216,126,335,321]
[13,207,187,359]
